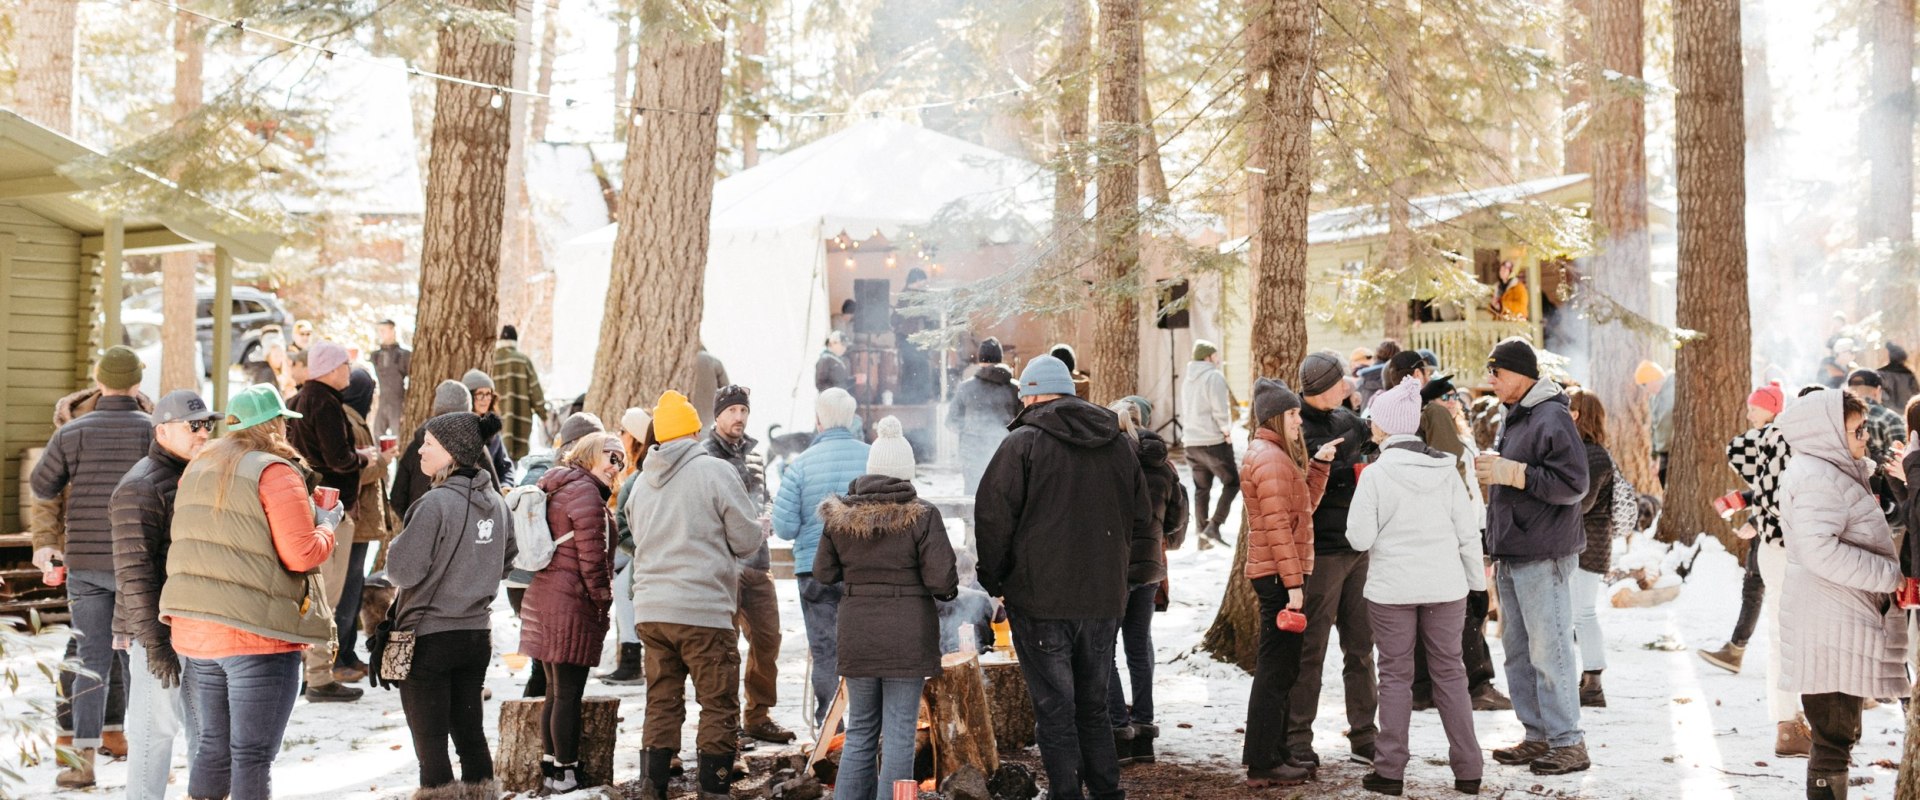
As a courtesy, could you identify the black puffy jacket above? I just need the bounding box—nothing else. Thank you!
[974,396,1157,619]
[109,442,189,646]
[1137,430,1189,555]
[30,395,153,572]
[1486,380,1591,563]
[1300,401,1378,553]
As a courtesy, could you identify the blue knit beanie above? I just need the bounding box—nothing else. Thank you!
[1018,355,1078,398]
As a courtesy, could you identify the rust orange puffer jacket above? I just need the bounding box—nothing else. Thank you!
[1240,428,1330,589]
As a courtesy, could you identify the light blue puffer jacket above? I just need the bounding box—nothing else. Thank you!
[773,425,871,574]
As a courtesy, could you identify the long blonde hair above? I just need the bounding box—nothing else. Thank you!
[198,419,305,506]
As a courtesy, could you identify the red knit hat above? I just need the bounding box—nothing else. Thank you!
[1747,381,1785,417]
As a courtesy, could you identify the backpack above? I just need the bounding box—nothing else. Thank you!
[505,484,573,571]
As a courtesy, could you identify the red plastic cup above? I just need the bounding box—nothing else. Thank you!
[894,780,920,800]
[1275,608,1308,633]
[1712,491,1748,520]
[379,434,398,453]
[45,566,65,587]
[1899,578,1920,610]
[313,486,340,510]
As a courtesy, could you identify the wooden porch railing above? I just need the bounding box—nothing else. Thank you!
[1408,320,1542,377]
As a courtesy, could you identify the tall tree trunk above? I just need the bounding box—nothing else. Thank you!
[737,5,769,168]
[404,0,516,435]
[1661,0,1750,549]
[1137,73,1170,204]
[161,10,206,395]
[1562,0,1592,175]
[1089,0,1142,404]
[1589,0,1658,496]
[1202,0,1315,671]
[530,0,562,143]
[1380,0,1414,344]
[1865,0,1917,350]
[614,13,634,140]
[585,7,728,423]
[498,1,538,363]
[16,0,77,133]
[1052,0,1094,270]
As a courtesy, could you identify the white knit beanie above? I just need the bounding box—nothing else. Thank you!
[865,416,916,480]
[817,387,859,431]
[1370,376,1424,437]
[620,407,651,440]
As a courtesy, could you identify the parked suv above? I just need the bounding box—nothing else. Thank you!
[123,286,292,377]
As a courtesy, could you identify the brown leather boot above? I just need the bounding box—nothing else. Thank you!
[100,730,128,759]
[1776,718,1812,759]
[55,747,95,788]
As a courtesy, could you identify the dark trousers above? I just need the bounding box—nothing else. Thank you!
[1287,549,1378,751]
[398,630,494,788]
[1412,589,1496,700]
[186,652,302,800]
[66,569,126,744]
[1106,583,1158,727]
[1186,443,1241,527]
[332,543,370,667]
[1801,693,1863,774]
[1730,548,1765,646]
[797,574,843,727]
[735,567,782,728]
[1010,612,1124,800]
[539,662,591,763]
[638,621,741,756]
[1243,577,1305,771]
[57,634,127,736]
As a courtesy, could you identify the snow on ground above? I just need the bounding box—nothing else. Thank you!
[1,457,1909,799]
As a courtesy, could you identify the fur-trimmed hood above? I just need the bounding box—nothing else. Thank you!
[54,386,154,426]
[818,475,926,538]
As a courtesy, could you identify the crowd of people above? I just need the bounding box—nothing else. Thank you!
[19,315,1920,800]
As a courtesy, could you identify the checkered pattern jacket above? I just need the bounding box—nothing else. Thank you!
[1864,402,1907,464]
[1726,424,1790,545]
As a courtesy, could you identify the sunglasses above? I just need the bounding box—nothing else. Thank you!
[607,450,627,470]
[181,419,217,433]
[720,384,751,397]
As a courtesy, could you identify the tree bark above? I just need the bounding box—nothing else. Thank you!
[1589,0,1658,496]
[495,697,621,792]
[737,5,769,169]
[585,6,728,423]
[1203,0,1314,671]
[161,10,205,395]
[16,0,77,133]
[1381,0,1414,344]
[613,13,634,141]
[1137,76,1170,204]
[1089,0,1143,404]
[1865,0,1917,350]
[497,0,537,360]
[1052,0,1094,270]
[924,652,999,781]
[1562,0,1593,175]
[530,0,562,143]
[979,655,1036,751]
[1660,0,1750,551]
[405,0,516,435]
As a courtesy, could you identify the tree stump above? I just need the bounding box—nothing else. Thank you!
[924,652,999,781]
[495,696,622,793]
[977,654,1034,752]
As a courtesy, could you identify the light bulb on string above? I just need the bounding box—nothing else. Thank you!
[489,91,504,109]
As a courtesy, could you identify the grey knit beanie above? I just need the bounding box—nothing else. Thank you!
[1298,351,1347,397]
[461,369,496,394]
[557,412,606,451]
[423,412,500,469]
[432,379,473,416]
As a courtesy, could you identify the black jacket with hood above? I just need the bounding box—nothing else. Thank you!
[1486,379,1591,562]
[974,395,1158,619]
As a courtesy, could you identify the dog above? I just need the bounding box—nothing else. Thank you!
[360,571,396,640]
[766,424,814,475]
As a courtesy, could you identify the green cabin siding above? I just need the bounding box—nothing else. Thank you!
[0,201,88,534]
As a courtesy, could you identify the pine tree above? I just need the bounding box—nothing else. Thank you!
[1088,0,1143,403]
[1864,0,1916,350]
[15,0,77,133]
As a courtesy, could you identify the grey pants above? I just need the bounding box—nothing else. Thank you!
[1286,549,1378,752]
[1369,598,1482,782]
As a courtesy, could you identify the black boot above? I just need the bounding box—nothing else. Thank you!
[1113,725,1136,766]
[638,748,673,800]
[1579,670,1606,708]
[697,751,736,799]
[1132,723,1158,764]
[602,643,643,685]
[1808,770,1849,800]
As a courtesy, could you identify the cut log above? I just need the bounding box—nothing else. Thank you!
[495,696,622,793]
[1611,584,1682,608]
[924,652,999,781]
[977,653,1034,752]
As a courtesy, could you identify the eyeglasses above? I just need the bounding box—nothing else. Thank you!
[187,419,217,433]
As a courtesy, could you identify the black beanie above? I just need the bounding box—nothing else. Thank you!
[1050,343,1077,372]
[1252,377,1302,428]
[1421,374,1457,405]
[978,337,1003,365]
[1487,338,1540,380]
[500,325,519,341]
[714,384,751,417]
[424,412,499,469]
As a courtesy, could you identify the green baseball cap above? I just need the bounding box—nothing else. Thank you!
[227,384,302,431]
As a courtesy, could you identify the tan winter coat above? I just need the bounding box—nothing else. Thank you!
[1776,390,1909,699]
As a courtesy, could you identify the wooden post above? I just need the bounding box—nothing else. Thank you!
[210,247,231,412]
[924,652,999,781]
[100,214,122,350]
[978,655,1035,752]
[495,696,622,793]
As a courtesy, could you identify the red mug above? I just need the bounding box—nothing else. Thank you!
[1275,609,1308,634]
[313,486,340,510]
[1712,491,1748,520]
[378,434,398,454]
[44,557,65,588]
[1898,578,1920,610]
[893,780,921,800]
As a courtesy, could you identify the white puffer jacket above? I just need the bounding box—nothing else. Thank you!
[1345,436,1487,605]
[1776,390,1909,699]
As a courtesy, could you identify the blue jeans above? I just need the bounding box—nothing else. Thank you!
[796,574,843,726]
[65,569,126,745]
[332,543,370,667]
[1106,583,1157,727]
[1010,613,1124,800]
[186,651,303,800]
[836,676,926,800]
[613,559,640,644]
[1495,556,1584,747]
[126,642,200,800]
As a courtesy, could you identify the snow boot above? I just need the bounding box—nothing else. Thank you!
[1579,670,1607,708]
[1697,642,1745,674]
[1132,723,1159,763]
[1777,719,1813,759]
[601,642,643,685]
[1808,770,1848,800]
[697,751,737,799]
[1455,778,1482,795]
[1113,725,1136,766]
[55,747,95,788]
[1471,683,1513,712]
[1245,763,1313,788]
[638,747,673,800]
[1491,740,1549,766]
[1529,743,1590,776]
[1361,771,1405,796]
[544,761,581,794]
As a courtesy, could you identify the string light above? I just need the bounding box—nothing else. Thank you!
[132,0,1048,122]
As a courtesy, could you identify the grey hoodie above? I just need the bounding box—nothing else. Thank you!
[1345,436,1486,605]
[1180,360,1234,447]
[625,437,763,630]
[387,469,514,636]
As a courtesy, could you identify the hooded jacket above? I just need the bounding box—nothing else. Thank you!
[287,380,371,512]
[814,476,960,678]
[626,438,763,630]
[816,349,853,393]
[388,469,513,637]
[947,364,1021,449]
[1241,428,1330,588]
[109,440,189,647]
[1881,359,1919,416]
[1136,429,1189,561]
[974,396,1157,619]
[518,466,615,666]
[772,425,871,574]
[30,394,154,570]
[1485,379,1590,563]
[1298,400,1377,553]
[1577,442,1618,575]
[1346,437,1487,605]
[1179,360,1234,447]
[1777,390,1908,699]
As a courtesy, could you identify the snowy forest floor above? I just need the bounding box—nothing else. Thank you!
[2,459,1911,799]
